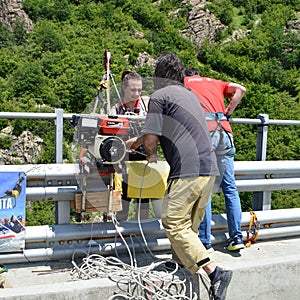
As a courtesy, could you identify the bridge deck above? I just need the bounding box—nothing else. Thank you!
[1,235,299,300]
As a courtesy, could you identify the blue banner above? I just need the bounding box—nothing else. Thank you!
[0,172,26,253]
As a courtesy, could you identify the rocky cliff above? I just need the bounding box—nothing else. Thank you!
[181,0,225,47]
[1,1,298,165]
[0,0,33,32]
[0,126,43,165]
[0,0,223,46]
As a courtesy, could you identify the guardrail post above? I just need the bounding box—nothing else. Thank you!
[55,108,70,224]
[55,108,64,164]
[253,113,271,210]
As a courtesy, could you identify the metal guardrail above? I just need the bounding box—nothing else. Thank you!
[1,112,300,264]
[1,160,300,222]
[1,208,300,264]
[1,111,300,221]
[2,161,300,193]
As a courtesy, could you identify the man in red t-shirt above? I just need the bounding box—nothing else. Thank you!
[184,67,246,252]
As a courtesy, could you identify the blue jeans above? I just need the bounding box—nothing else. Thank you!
[199,130,243,244]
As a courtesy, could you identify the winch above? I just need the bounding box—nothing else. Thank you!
[72,114,129,164]
[71,114,130,220]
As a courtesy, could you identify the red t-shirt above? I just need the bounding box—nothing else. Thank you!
[184,75,233,133]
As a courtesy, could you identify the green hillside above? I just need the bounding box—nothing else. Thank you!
[1,0,300,220]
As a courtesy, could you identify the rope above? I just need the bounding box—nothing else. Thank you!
[71,254,198,299]
[70,160,204,299]
[136,161,156,258]
[245,211,260,247]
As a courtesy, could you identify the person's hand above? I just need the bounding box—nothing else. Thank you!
[147,153,158,163]
[125,137,138,150]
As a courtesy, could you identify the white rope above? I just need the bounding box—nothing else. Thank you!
[71,254,198,299]
[70,161,201,299]
[136,161,156,258]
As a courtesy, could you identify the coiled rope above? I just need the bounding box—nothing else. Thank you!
[71,254,198,299]
[70,162,203,299]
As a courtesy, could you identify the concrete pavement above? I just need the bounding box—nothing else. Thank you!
[1,236,300,299]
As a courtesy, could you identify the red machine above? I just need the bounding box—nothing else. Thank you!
[71,114,129,220]
[72,114,129,164]
[98,115,129,136]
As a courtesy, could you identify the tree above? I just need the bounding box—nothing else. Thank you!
[0,22,13,47]
[23,0,71,22]
[28,20,66,53]
[205,0,234,26]
[10,61,46,99]
[0,0,299,221]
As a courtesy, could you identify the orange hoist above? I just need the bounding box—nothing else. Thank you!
[245,211,260,247]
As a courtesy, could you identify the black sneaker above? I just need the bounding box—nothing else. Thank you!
[165,260,184,271]
[209,266,233,300]
[226,237,245,251]
[203,243,215,254]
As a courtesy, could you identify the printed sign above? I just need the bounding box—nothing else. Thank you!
[0,172,26,253]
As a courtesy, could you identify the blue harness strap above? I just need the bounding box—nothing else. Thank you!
[205,112,227,121]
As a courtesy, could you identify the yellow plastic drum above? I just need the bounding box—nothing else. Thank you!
[126,161,170,199]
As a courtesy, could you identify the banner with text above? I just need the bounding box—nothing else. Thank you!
[0,172,26,253]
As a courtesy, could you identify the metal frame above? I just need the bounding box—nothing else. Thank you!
[1,111,300,221]
[1,111,300,264]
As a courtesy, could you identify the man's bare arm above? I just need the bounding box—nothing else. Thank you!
[126,136,144,150]
[143,134,159,163]
[225,83,246,117]
[128,134,159,163]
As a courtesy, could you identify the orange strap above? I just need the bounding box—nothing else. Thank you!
[245,211,259,247]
